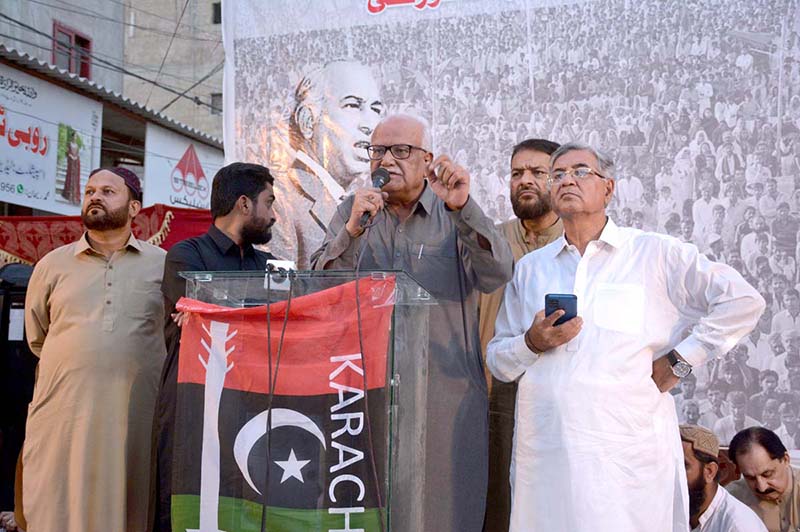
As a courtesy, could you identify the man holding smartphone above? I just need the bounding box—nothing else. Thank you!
[487,142,764,532]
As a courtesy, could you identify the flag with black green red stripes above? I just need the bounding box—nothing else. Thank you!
[171,277,395,532]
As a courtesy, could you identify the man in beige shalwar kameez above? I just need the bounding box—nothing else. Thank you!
[23,168,166,532]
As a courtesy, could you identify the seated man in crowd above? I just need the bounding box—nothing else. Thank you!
[683,400,703,426]
[728,427,800,531]
[700,380,730,428]
[775,401,800,450]
[749,370,785,421]
[680,425,766,531]
[714,391,759,445]
[675,373,699,423]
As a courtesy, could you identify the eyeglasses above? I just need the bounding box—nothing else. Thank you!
[547,166,606,185]
[366,144,428,160]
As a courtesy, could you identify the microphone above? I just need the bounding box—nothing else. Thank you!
[359,168,390,228]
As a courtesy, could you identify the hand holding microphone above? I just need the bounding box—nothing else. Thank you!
[345,168,390,237]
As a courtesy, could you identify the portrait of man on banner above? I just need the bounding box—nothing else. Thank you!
[270,60,384,269]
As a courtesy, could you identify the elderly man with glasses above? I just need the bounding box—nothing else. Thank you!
[312,113,512,531]
[487,142,765,532]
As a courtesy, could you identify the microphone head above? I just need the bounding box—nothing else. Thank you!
[371,168,390,188]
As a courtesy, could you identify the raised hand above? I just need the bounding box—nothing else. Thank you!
[427,154,470,210]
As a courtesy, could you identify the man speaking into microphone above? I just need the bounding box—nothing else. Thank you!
[312,113,512,531]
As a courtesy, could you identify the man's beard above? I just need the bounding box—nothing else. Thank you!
[81,202,129,231]
[241,216,274,246]
[688,475,707,519]
[511,187,551,220]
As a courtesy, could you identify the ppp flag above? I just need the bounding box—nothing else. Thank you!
[171,276,395,532]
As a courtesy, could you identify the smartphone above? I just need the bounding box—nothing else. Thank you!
[545,293,578,326]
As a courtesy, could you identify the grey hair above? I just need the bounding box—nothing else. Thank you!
[377,112,433,152]
[550,141,615,177]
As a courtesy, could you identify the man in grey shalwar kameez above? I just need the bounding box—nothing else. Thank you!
[311,113,513,531]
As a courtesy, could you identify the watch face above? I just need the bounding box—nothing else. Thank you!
[672,361,692,378]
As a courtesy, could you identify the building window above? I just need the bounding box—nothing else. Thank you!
[210,93,222,115]
[212,2,222,24]
[52,22,91,79]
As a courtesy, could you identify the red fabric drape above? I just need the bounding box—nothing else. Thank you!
[0,204,212,264]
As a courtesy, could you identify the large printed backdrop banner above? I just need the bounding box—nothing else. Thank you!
[172,277,395,532]
[224,0,800,452]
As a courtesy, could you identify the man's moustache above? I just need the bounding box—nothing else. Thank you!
[515,187,538,199]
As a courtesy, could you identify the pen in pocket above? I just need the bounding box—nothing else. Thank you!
[418,244,424,259]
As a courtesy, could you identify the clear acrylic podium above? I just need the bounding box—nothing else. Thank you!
[179,270,436,532]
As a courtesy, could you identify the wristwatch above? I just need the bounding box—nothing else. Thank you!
[666,349,692,378]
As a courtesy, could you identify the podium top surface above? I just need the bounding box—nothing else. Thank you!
[178,269,436,306]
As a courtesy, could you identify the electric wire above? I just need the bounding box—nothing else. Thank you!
[0,31,218,92]
[144,0,189,107]
[26,0,221,43]
[97,0,221,39]
[159,61,223,114]
[0,13,221,112]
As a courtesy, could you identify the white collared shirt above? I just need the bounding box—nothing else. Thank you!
[693,484,767,532]
[487,219,765,532]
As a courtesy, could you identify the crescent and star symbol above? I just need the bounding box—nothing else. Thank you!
[233,408,326,494]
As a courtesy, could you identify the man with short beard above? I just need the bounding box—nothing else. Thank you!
[152,162,277,531]
[680,425,766,531]
[477,138,562,532]
[23,168,167,532]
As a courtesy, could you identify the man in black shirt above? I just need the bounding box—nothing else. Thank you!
[152,162,277,531]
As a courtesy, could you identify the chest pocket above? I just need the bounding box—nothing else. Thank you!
[123,279,164,320]
[407,241,460,300]
[593,283,645,335]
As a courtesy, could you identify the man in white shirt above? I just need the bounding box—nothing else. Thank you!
[692,182,720,244]
[744,315,777,371]
[774,401,800,450]
[740,215,770,264]
[699,381,730,429]
[675,373,699,422]
[714,391,761,446]
[487,142,765,532]
[615,171,644,211]
[772,288,800,334]
[680,425,767,531]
